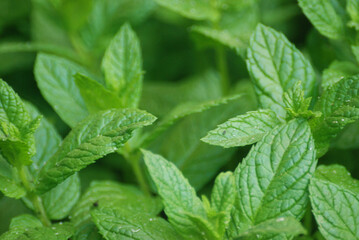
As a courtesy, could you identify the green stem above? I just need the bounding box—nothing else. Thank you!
[304,204,313,234]
[18,166,51,227]
[122,144,151,196]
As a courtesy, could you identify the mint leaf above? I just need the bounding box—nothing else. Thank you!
[210,172,235,237]
[91,207,182,240]
[36,109,156,193]
[0,175,26,199]
[322,61,359,90]
[310,75,359,157]
[70,180,162,228]
[347,0,359,29]
[141,94,242,147]
[298,0,345,40]
[233,119,316,238]
[310,165,359,240]
[34,53,90,127]
[202,109,281,148]
[247,24,316,118]
[0,79,39,167]
[153,0,219,21]
[102,23,142,108]
[234,216,307,239]
[142,149,207,238]
[74,73,122,114]
[9,214,42,230]
[43,174,80,220]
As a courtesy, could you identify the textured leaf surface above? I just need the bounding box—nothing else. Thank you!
[310,75,359,156]
[247,24,316,118]
[234,216,306,239]
[299,0,345,39]
[36,109,156,193]
[102,23,142,108]
[9,214,42,230]
[34,53,89,127]
[91,207,182,240]
[0,176,25,199]
[70,180,162,228]
[142,150,207,238]
[75,74,122,113]
[322,61,359,90]
[153,0,219,21]
[0,79,37,166]
[310,165,359,240]
[202,109,280,148]
[43,173,80,220]
[232,119,316,238]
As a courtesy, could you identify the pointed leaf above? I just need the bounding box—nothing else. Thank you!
[36,109,156,193]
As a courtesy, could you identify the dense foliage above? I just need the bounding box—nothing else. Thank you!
[0,0,359,239]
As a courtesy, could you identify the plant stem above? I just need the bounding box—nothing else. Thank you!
[18,166,51,227]
[304,204,313,234]
[122,144,151,196]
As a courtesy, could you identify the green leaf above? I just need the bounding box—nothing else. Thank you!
[43,173,80,220]
[347,0,359,29]
[210,172,235,237]
[36,109,156,193]
[247,24,316,118]
[91,207,182,240]
[141,94,242,147]
[232,119,316,238]
[298,0,345,39]
[74,73,122,114]
[183,212,220,240]
[153,0,219,21]
[102,23,143,108]
[0,79,38,166]
[234,216,307,239]
[25,102,61,178]
[0,175,25,199]
[310,165,359,240]
[70,180,162,228]
[310,75,359,157]
[0,223,74,240]
[34,53,90,127]
[142,149,207,238]
[9,214,42,230]
[322,61,359,90]
[191,25,246,50]
[202,109,281,148]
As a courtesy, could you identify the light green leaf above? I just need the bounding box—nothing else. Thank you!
[142,149,207,238]
[102,23,142,108]
[202,109,280,148]
[0,175,25,199]
[91,207,182,240]
[141,94,242,147]
[322,61,359,90]
[234,216,307,239]
[232,119,316,238]
[310,75,359,157]
[36,109,156,193]
[43,173,81,220]
[0,79,38,166]
[210,172,235,237]
[0,223,74,240]
[352,45,359,64]
[298,0,345,39]
[70,180,162,228]
[9,214,42,230]
[183,212,220,240]
[74,73,122,114]
[153,0,219,21]
[25,102,61,178]
[247,24,316,118]
[34,53,90,127]
[347,0,359,29]
[310,165,359,240]
[191,25,246,50]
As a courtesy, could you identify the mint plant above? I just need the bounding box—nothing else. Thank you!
[1,0,359,240]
